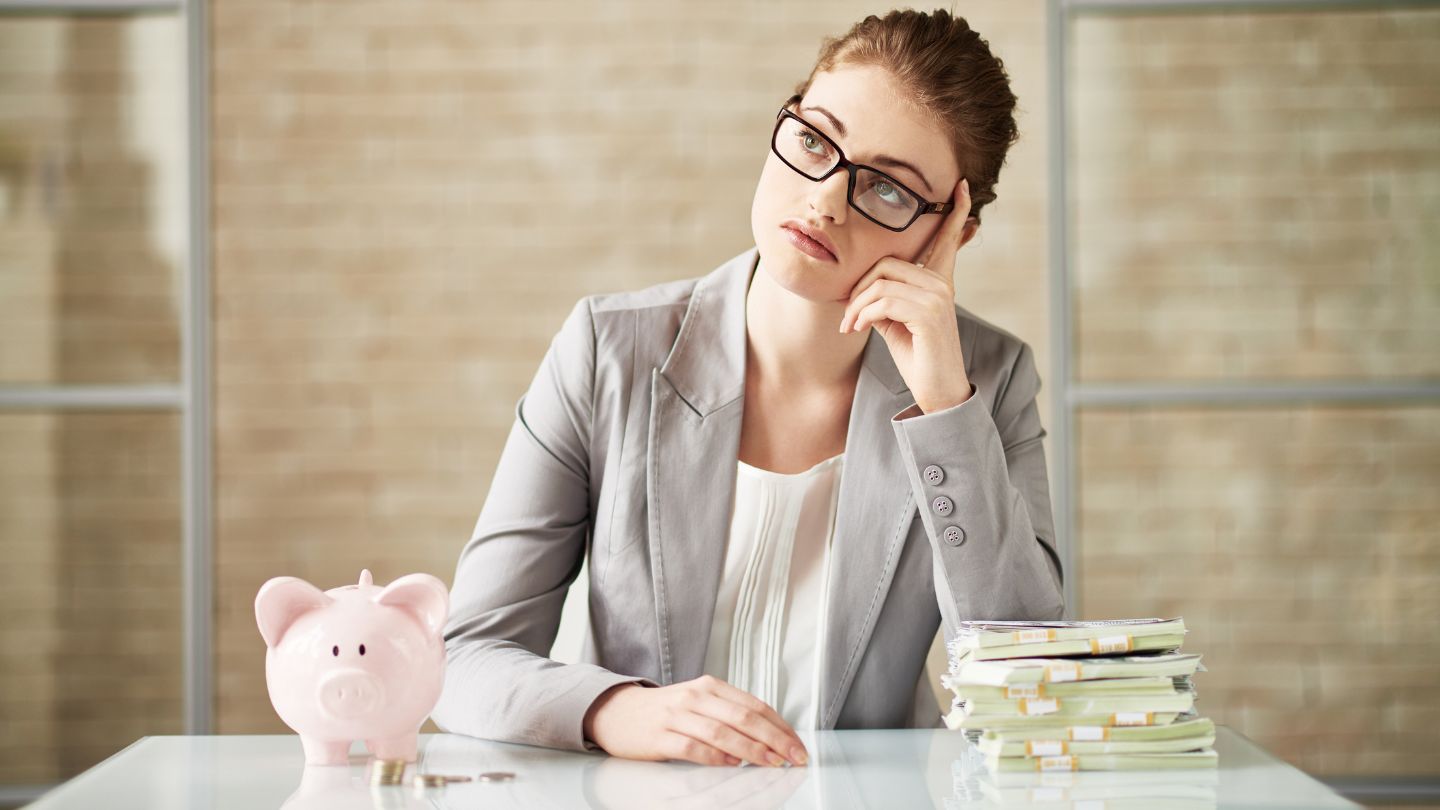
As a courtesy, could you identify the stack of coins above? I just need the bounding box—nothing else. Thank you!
[369,759,408,786]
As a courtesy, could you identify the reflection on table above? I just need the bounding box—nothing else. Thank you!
[26,726,1358,809]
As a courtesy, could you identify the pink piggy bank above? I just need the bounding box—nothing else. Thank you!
[255,569,449,765]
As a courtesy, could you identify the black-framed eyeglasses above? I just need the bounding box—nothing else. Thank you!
[770,94,953,232]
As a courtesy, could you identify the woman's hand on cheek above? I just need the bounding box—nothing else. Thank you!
[839,177,975,414]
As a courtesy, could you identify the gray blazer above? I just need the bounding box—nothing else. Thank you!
[432,246,1065,752]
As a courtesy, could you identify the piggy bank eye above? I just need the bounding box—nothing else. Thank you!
[359,644,366,656]
[331,645,339,657]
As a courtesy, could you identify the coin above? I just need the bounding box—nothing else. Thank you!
[369,758,408,786]
[476,771,516,782]
[409,773,473,788]
[412,774,450,788]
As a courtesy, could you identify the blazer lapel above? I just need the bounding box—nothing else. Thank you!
[645,248,755,684]
[817,330,919,728]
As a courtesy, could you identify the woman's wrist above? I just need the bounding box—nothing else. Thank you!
[583,682,642,746]
[902,380,975,418]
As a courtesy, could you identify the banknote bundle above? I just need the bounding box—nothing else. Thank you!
[943,618,1217,775]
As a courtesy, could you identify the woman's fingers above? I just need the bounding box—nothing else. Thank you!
[846,257,950,318]
[667,709,786,767]
[853,296,925,334]
[661,730,742,766]
[841,278,938,333]
[696,677,807,764]
[693,694,801,766]
[914,177,974,274]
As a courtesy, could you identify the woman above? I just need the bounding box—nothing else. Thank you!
[431,9,1064,768]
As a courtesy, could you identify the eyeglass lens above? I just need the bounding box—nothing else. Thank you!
[773,115,920,229]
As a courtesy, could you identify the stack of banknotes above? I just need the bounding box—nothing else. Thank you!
[942,617,1218,775]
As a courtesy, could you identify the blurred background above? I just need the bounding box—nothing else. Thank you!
[0,0,1436,807]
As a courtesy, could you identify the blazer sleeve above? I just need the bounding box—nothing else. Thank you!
[889,340,1066,638]
[430,297,657,752]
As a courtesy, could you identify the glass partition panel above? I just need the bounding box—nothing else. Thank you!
[1077,405,1440,775]
[0,411,183,786]
[0,14,185,386]
[1069,8,1440,383]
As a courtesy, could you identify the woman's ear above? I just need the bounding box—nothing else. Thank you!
[958,218,980,250]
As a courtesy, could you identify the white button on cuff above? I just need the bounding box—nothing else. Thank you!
[932,495,953,516]
[943,525,965,546]
[923,465,944,486]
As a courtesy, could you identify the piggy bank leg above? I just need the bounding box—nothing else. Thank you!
[367,733,419,763]
[299,735,352,766]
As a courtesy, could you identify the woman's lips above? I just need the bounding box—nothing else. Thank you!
[780,225,837,262]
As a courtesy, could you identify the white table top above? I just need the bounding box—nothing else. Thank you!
[27,725,1358,809]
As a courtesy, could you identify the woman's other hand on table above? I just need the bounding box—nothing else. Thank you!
[582,675,808,767]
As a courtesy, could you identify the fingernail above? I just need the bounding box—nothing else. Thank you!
[766,751,787,767]
[725,755,741,766]
[790,747,808,766]
[962,178,969,193]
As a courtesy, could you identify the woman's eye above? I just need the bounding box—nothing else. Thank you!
[799,131,827,156]
[870,179,906,207]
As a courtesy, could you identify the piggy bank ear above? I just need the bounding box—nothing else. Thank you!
[374,574,450,637]
[255,577,333,648]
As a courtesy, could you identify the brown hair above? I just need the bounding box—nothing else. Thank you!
[790,8,1019,225]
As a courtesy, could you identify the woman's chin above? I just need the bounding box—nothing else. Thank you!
[758,246,853,304]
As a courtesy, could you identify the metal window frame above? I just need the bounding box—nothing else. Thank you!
[1048,0,1440,802]
[0,0,209,803]
[0,0,177,12]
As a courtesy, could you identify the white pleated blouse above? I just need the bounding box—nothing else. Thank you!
[702,451,845,731]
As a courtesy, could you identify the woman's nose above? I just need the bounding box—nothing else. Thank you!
[808,170,849,225]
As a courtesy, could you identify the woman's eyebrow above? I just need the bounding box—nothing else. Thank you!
[800,104,936,196]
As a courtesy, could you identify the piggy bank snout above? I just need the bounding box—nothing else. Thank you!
[317,669,386,720]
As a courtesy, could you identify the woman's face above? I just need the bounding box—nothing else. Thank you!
[750,64,962,305]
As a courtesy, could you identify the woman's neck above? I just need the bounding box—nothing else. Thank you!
[744,255,871,392]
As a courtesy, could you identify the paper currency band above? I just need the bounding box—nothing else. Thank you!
[1089,634,1134,654]
[1043,662,1081,682]
[1013,628,1057,644]
[1026,739,1069,756]
[1068,726,1109,741]
[1036,755,1079,772]
[1019,697,1062,716]
[1112,711,1154,726]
